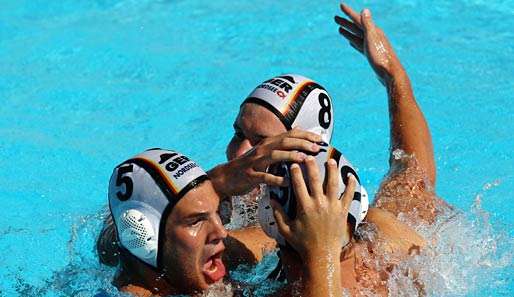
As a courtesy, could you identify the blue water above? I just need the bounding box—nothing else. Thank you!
[1,0,513,296]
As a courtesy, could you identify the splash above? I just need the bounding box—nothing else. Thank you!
[386,199,513,296]
[11,149,512,296]
[9,209,121,297]
[223,184,267,230]
[378,150,514,296]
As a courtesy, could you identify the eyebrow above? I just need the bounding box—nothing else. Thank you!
[254,133,267,140]
[233,122,268,141]
[183,212,210,221]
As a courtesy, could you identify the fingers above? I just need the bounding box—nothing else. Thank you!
[335,5,365,53]
[304,156,323,198]
[349,41,364,54]
[340,3,362,27]
[268,150,307,164]
[271,200,292,239]
[360,9,374,32]
[268,137,320,155]
[254,171,288,187]
[290,163,310,211]
[341,174,357,214]
[325,159,339,200]
[287,127,322,143]
[338,27,364,52]
[334,15,363,37]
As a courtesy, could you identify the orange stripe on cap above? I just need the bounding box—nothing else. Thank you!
[279,80,314,115]
[133,157,180,195]
[327,147,336,161]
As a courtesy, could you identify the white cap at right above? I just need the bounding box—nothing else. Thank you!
[243,74,334,143]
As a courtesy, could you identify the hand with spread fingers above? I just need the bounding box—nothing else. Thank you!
[272,156,357,297]
[335,3,405,84]
[208,128,322,197]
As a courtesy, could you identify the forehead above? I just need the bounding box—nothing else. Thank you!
[236,103,286,136]
[169,181,220,220]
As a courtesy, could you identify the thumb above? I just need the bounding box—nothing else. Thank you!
[360,9,373,32]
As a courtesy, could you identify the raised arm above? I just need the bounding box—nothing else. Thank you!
[335,4,436,186]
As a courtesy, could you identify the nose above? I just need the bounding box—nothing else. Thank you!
[226,137,253,160]
[207,214,228,244]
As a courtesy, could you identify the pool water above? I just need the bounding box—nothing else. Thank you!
[1,0,513,296]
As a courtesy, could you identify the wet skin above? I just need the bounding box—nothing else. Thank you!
[227,103,428,296]
[227,103,287,160]
[221,3,445,293]
[115,181,228,296]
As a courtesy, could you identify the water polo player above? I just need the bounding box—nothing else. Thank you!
[107,148,227,295]
[105,148,352,297]
[209,3,451,295]
[208,73,335,199]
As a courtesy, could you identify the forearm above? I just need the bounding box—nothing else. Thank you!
[386,69,435,185]
[302,252,342,297]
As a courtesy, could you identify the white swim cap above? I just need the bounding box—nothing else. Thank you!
[108,148,208,268]
[258,144,369,246]
[243,74,334,143]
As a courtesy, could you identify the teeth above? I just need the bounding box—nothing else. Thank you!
[208,263,218,273]
[204,258,217,273]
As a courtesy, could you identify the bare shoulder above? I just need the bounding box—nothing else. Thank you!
[365,207,426,255]
[223,226,277,269]
[373,152,449,224]
[119,284,154,297]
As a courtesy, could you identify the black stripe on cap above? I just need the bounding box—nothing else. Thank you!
[347,213,357,230]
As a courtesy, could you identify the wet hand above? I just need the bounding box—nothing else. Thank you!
[272,156,357,259]
[210,128,322,197]
[335,3,405,84]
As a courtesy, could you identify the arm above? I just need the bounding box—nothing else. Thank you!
[366,207,426,255]
[208,128,322,198]
[222,226,277,270]
[272,157,357,297]
[335,4,435,186]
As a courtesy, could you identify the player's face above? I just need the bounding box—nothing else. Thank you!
[161,181,227,293]
[226,103,287,161]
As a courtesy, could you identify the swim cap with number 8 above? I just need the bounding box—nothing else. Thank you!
[243,74,334,143]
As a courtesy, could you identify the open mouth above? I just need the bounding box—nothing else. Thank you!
[202,251,226,284]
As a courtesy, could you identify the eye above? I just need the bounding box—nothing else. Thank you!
[189,218,204,228]
[252,136,264,145]
[233,124,245,139]
[235,130,245,139]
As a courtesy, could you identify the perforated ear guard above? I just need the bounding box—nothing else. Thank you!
[117,208,158,261]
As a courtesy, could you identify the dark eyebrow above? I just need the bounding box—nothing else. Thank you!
[255,133,267,140]
[183,212,210,221]
[233,122,268,142]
